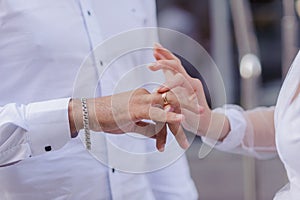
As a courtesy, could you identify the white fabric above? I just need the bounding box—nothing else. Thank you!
[0,98,71,165]
[203,51,300,199]
[202,105,247,152]
[0,1,197,199]
[203,105,277,159]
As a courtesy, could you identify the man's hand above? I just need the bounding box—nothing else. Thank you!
[68,88,189,151]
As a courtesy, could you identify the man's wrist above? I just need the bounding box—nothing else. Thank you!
[68,99,83,137]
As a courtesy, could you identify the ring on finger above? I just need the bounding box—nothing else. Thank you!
[162,92,169,106]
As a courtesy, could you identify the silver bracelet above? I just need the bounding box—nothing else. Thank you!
[81,98,91,150]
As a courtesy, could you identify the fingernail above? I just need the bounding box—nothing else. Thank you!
[164,105,174,112]
[183,139,190,149]
[199,106,205,114]
[176,114,184,120]
[147,62,156,68]
[155,86,164,92]
[164,105,172,112]
[154,42,163,48]
[165,105,174,112]
[158,144,165,152]
[197,105,204,112]
[158,86,169,93]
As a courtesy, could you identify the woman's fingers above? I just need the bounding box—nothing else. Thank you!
[170,87,203,114]
[168,123,189,149]
[154,43,180,62]
[133,119,189,151]
[149,60,182,74]
[180,108,202,134]
[155,73,186,93]
[150,89,202,114]
[162,73,194,94]
[148,106,184,124]
[153,43,167,60]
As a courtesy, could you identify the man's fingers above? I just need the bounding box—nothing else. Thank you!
[168,123,189,149]
[155,122,167,152]
[133,121,157,138]
[150,90,202,114]
[130,120,167,152]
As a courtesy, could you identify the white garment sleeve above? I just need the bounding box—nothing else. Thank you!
[202,105,277,160]
[0,98,72,166]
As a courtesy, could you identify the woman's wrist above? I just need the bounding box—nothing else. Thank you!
[200,111,231,141]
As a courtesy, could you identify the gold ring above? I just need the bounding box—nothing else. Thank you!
[162,92,169,105]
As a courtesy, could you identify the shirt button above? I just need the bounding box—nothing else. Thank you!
[87,10,91,16]
[99,60,103,66]
[112,168,115,173]
[143,18,148,25]
[45,146,52,152]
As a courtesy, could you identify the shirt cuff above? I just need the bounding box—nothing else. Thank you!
[26,98,72,155]
[202,105,247,151]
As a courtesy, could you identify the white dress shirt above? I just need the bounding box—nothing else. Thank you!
[0,1,197,199]
[203,51,300,199]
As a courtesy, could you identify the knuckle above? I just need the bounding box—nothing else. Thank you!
[175,58,182,65]
[175,72,183,78]
[136,88,149,95]
[157,60,166,65]
[175,73,184,82]
[192,78,203,87]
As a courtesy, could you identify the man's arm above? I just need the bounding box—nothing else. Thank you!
[0,88,193,166]
[68,88,189,150]
[0,98,71,166]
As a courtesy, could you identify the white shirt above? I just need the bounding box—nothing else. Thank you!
[203,51,300,199]
[0,1,197,199]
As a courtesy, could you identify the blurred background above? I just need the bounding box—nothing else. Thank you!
[156,0,300,199]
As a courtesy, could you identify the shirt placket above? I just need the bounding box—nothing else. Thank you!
[77,1,120,199]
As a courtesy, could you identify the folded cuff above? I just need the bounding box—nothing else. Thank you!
[26,98,72,155]
[202,105,247,151]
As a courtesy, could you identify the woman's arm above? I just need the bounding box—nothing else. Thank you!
[203,106,276,159]
[149,43,277,159]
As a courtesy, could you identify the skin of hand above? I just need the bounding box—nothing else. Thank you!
[149,43,230,141]
[68,88,189,151]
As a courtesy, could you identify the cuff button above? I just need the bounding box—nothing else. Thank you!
[45,146,52,152]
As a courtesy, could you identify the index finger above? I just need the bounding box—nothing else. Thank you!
[154,43,180,61]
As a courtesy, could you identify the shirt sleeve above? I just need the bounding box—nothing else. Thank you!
[202,105,277,160]
[0,98,72,166]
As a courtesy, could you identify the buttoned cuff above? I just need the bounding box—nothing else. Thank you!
[26,98,72,155]
[202,105,247,151]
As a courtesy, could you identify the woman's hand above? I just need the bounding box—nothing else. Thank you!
[149,43,213,136]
